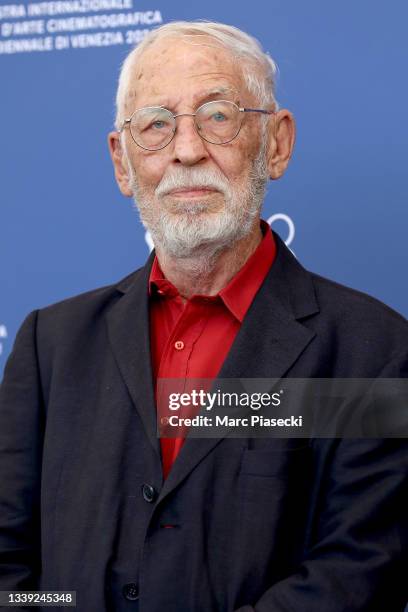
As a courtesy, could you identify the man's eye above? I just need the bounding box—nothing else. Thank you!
[211,112,227,122]
[150,120,167,129]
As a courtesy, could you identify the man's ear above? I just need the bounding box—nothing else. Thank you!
[107,131,134,197]
[266,110,296,180]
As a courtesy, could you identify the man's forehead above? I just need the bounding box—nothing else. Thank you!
[124,85,240,110]
[137,35,236,71]
[132,38,244,88]
[123,37,248,111]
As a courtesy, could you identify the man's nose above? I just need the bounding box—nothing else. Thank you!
[171,115,209,166]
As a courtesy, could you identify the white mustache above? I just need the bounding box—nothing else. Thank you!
[155,168,230,197]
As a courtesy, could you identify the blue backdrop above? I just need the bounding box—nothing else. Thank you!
[1,0,407,375]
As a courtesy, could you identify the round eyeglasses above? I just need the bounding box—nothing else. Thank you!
[119,100,274,151]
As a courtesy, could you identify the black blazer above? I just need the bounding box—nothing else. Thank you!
[0,232,407,612]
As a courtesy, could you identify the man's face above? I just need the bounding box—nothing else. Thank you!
[117,37,270,258]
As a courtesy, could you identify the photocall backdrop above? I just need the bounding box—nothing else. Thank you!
[1,0,408,377]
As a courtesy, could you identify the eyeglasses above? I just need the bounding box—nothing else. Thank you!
[119,100,274,151]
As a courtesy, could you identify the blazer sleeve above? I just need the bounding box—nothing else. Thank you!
[0,311,43,590]
[235,353,408,612]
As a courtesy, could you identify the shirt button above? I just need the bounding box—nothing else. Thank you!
[141,483,157,503]
[174,340,184,350]
[122,583,139,601]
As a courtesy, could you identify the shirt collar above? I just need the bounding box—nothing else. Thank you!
[148,219,276,322]
[149,257,179,299]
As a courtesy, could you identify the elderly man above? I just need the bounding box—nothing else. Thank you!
[0,20,407,612]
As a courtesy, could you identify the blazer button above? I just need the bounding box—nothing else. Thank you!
[141,483,157,503]
[122,583,139,601]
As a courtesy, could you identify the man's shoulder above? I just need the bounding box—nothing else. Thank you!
[37,267,143,326]
[305,272,408,371]
[273,233,407,338]
[310,271,407,329]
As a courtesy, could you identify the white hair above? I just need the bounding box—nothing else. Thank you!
[114,20,279,130]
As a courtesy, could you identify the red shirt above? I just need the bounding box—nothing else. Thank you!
[149,220,276,479]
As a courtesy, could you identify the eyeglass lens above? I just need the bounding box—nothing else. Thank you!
[129,101,242,150]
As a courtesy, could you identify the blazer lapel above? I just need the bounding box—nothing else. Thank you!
[105,251,161,458]
[159,234,320,500]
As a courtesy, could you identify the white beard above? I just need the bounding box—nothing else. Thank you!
[128,142,268,260]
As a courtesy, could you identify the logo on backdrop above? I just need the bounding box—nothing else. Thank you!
[266,213,295,251]
[144,214,296,253]
[0,2,163,55]
[0,324,8,358]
